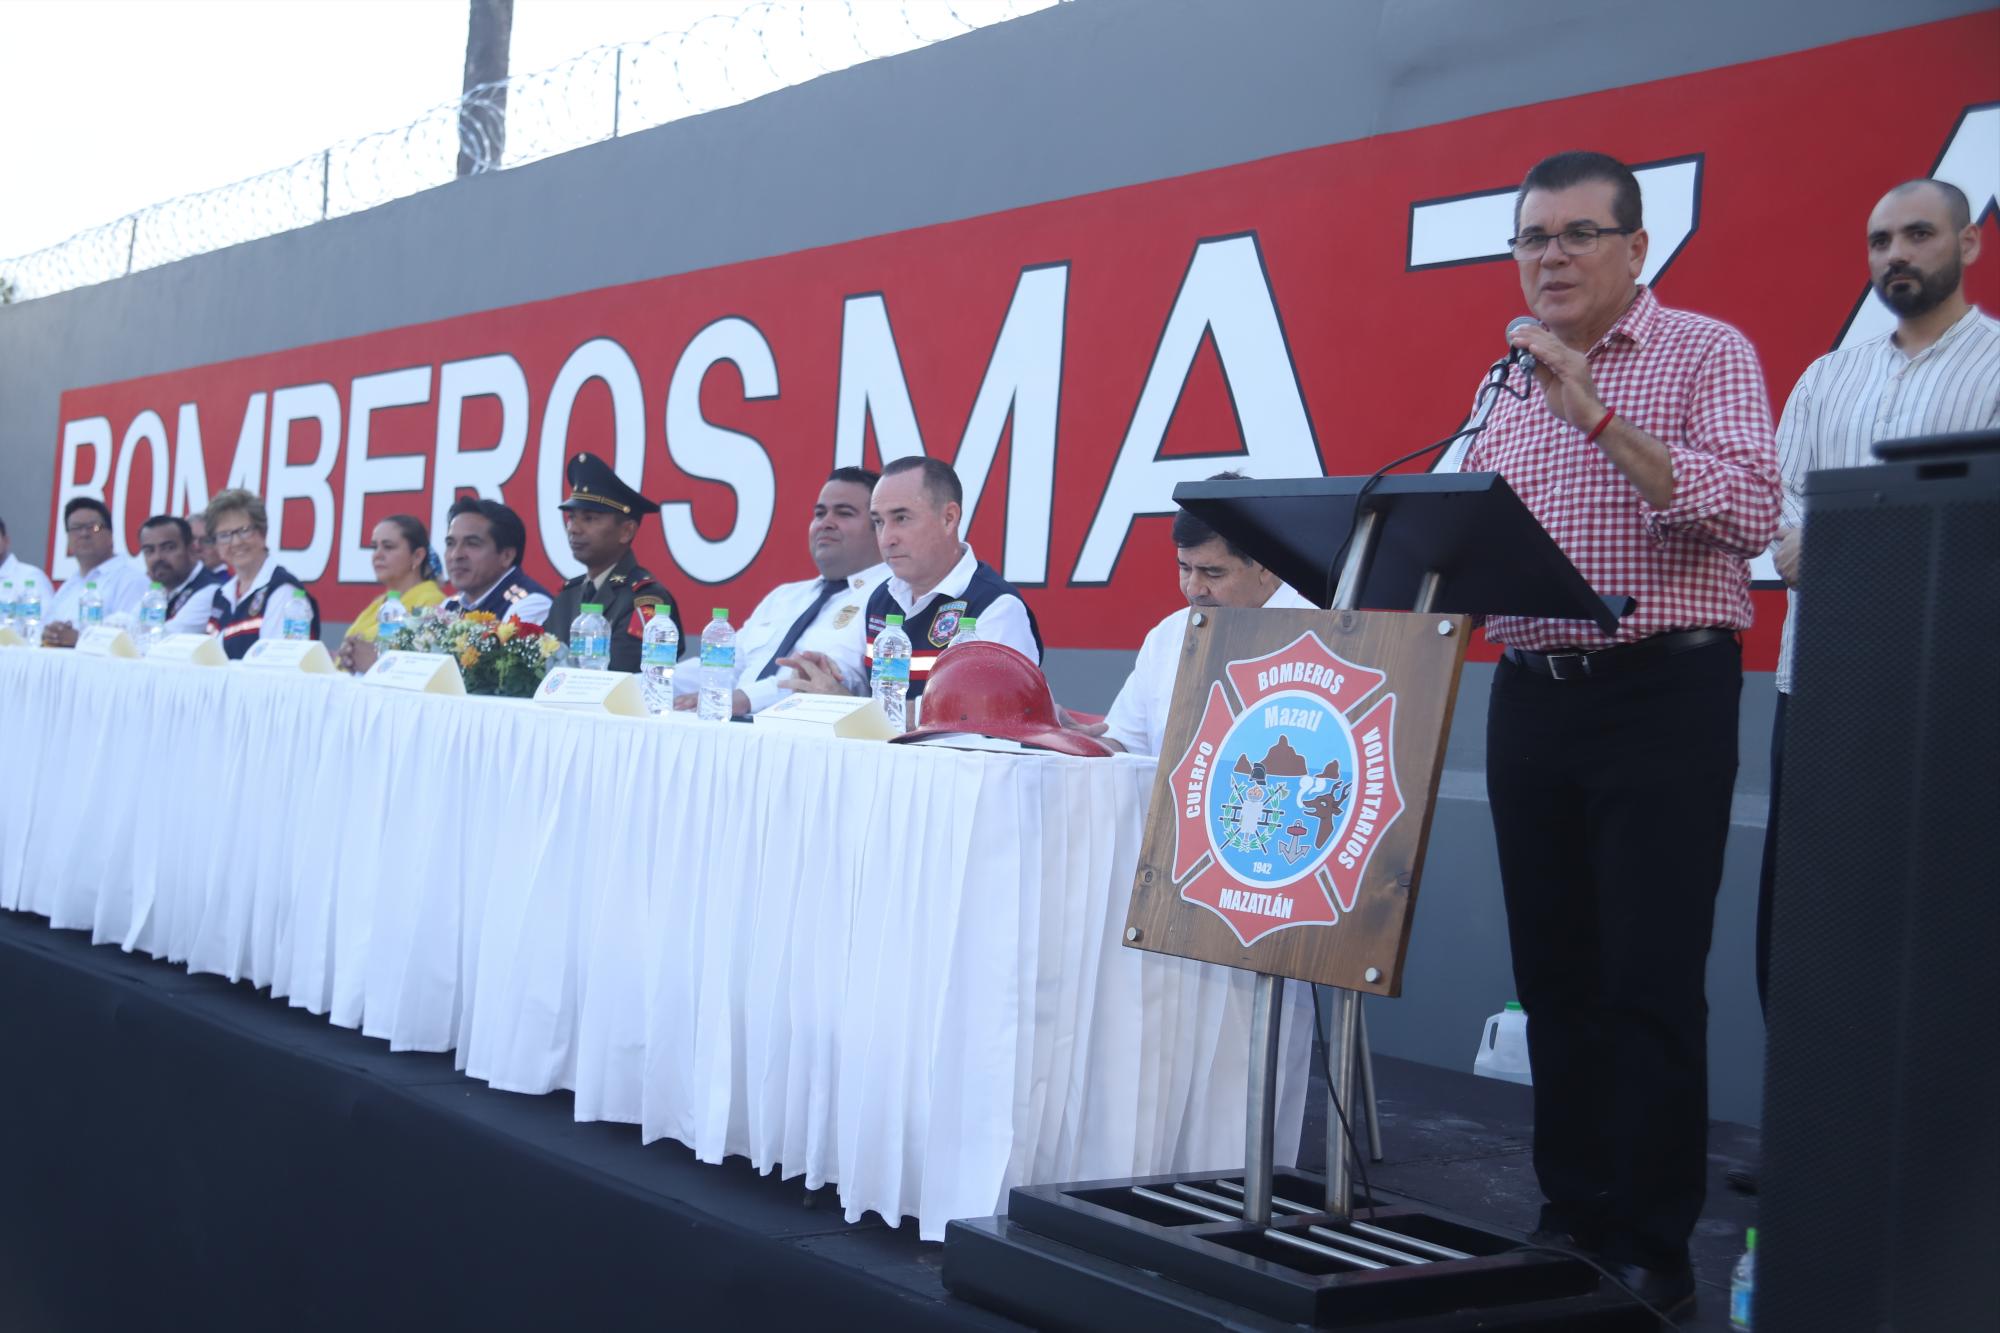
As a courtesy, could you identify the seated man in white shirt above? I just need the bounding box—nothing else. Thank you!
[138,514,227,633]
[1073,472,1314,756]
[0,513,56,613]
[674,466,889,717]
[40,497,152,646]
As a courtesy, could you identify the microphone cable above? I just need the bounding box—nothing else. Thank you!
[1312,984,1378,1222]
[1318,354,1531,605]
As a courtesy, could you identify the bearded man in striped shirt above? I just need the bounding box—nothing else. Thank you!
[1724,180,2000,1200]
[1462,150,1781,1317]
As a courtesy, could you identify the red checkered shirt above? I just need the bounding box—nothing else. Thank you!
[1462,286,1781,651]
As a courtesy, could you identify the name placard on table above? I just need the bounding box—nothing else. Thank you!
[145,633,228,666]
[241,639,337,673]
[533,667,648,716]
[75,626,141,659]
[756,692,899,740]
[363,650,467,695]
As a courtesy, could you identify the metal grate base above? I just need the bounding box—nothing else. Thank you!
[944,1168,1652,1330]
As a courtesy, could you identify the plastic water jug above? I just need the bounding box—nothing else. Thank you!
[1473,1001,1532,1085]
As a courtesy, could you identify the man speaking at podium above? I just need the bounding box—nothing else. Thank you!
[1463,151,1779,1314]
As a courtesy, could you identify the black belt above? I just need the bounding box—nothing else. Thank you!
[1504,628,1735,682]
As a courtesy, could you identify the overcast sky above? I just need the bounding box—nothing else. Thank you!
[0,0,1023,262]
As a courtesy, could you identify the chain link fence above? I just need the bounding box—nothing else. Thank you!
[0,0,1059,304]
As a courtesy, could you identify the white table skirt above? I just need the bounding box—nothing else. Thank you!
[0,648,1308,1239]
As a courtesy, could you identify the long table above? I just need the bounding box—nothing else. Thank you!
[0,647,1307,1239]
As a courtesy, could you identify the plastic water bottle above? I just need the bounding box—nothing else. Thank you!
[1729,1227,1756,1329]
[1,581,15,634]
[641,604,679,715]
[698,608,736,721]
[871,613,912,733]
[281,593,313,642]
[570,602,611,670]
[1473,1001,1532,1085]
[947,614,980,649]
[79,580,105,629]
[138,582,168,653]
[376,590,408,645]
[18,581,42,644]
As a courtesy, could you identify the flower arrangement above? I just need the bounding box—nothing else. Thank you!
[382,611,562,697]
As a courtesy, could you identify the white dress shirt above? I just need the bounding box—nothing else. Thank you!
[1,552,55,612]
[46,553,149,628]
[1773,305,2000,691]
[1102,582,1317,757]
[163,564,222,634]
[681,562,891,711]
[881,544,1040,664]
[211,564,315,648]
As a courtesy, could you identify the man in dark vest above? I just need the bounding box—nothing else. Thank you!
[782,457,1039,702]
[865,457,1041,691]
[543,453,681,672]
[441,497,553,624]
[138,513,227,634]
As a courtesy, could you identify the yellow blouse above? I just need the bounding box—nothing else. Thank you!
[347,581,444,642]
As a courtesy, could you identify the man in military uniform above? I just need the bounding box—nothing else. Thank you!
[544,452,682,672]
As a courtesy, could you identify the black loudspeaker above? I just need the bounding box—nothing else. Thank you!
[1760,434,2000,1331]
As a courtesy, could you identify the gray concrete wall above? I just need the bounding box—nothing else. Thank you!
[4,0,1988,1125]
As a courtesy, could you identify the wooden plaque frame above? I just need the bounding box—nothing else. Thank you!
[1124,607,1466,996]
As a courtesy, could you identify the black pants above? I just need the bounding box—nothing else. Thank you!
[1486,638,1741,1270]
[1754,691,1787,1013]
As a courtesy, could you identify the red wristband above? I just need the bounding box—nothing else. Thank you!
[1584,407,1616,444]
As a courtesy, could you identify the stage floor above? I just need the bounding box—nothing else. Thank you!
[0,908,1759,1331]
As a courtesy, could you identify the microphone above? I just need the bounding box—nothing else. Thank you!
[1506,315,1542,377]
[1321,317,1539,594]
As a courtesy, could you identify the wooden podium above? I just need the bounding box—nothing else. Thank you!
[944,474,1644,1330]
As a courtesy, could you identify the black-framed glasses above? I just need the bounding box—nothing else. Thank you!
[64,520,107,537]
[1507,225,1637,260]
[213,524,258,545]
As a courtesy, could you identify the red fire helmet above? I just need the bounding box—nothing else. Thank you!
[890,641,1114,758]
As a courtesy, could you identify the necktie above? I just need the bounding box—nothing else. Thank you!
[757,579,847,679]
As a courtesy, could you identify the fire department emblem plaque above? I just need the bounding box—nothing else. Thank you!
[1126,608,1466,993]
[1169,630,1402,947]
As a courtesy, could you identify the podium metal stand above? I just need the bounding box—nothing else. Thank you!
[944,474,1643,1329]
[1174,473,1630,1232]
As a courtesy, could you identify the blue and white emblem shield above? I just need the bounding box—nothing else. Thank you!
[929,600,967,647]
